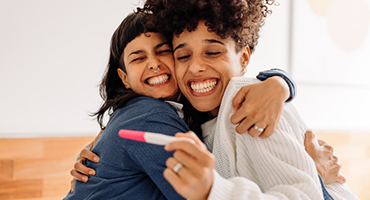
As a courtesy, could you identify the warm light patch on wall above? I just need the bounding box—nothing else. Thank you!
[308,0,370,52]
[327,0,370,51]
[308,0,335,16]
[292,0,370,87]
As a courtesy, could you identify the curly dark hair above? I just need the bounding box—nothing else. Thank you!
[139,0,275,53]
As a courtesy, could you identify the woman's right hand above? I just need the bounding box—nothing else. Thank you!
[70,129,103,193]
[164,131,215,200]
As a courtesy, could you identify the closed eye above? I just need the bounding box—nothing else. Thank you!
[177,55,190,61]
[206,52,221,56]
[130,57,145,63]
[157,49,173,55]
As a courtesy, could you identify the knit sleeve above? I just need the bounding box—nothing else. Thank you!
[325,182,359,200]
[256,68,296,102]
[209,170,279,199]
[209,77,325,200]
[210,130,326,200]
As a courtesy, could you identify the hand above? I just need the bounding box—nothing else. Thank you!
[304,130,346,184]
[164,131,214,200]
[230,76,289,138]
[70,129,103,193]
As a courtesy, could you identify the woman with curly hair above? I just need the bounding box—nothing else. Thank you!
[140,0,359,199]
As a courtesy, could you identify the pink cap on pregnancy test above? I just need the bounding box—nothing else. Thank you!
[118,129,193,146]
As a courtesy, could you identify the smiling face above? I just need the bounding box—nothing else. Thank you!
[172,21,250,116]
[118,32,179,100]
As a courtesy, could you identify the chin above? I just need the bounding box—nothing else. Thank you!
[191,103,215,113]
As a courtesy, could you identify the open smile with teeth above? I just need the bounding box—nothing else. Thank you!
[190,79,218,93]
[146,74,170,85]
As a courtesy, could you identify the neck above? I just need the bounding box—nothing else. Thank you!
[208,106,219,119]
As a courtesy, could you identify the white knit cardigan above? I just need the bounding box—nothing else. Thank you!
[202,77,359,200]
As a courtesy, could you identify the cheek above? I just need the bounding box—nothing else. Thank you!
[220,68,237,86]
[174,63,185,79]
[174,71,186,89]
[163,56,175,71]
[127,68,143,86]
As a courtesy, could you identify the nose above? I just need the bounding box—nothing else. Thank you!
[147,56,160,71]
[188,56,207,75]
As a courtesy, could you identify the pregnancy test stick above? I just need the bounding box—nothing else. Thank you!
[118,129,192,146]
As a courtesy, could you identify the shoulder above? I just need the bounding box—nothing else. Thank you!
[112,97,178,120]
[219,77,261,110]
[127,96,177,114]
[107,96,189,135]
[228,77,260,90]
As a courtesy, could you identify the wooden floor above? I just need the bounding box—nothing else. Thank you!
[0,136,95,200]
[0,133,369,199]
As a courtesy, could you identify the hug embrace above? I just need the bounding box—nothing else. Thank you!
[65,0,358,199]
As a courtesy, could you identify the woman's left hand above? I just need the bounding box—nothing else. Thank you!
[304,130,346,184]
[230,76,289,138]
[164,131,214,200]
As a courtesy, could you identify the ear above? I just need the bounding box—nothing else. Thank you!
[240,46,251,75]
[117,68,131,89]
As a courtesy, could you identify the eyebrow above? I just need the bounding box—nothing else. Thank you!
[204,39,225,46]
[128,42,170,57]
[128,50,144,57]
[173,39,225,53]
[155,42,169,49]
[173,43,186,52]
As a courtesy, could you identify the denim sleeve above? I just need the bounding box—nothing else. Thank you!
[318,174,334,200]
[256,68,296,102]
[126,111,190,200]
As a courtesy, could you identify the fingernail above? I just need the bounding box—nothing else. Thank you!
[89,171,95,175]
[82,176,88,182]
[164,145,169,151]
[94,157,99,162]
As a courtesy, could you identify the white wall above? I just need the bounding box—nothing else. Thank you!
[0,0,141,137]
[250,1,370,133]
[1,1,369,138]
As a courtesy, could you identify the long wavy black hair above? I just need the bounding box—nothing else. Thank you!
[93,12,153,129]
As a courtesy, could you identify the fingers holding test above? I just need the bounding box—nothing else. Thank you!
[165,131,208,160]
[164,158,187,195]
[164,146,214,200]
[173,150,199,171]
[166,157,186,176]
[175,131,204,147]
